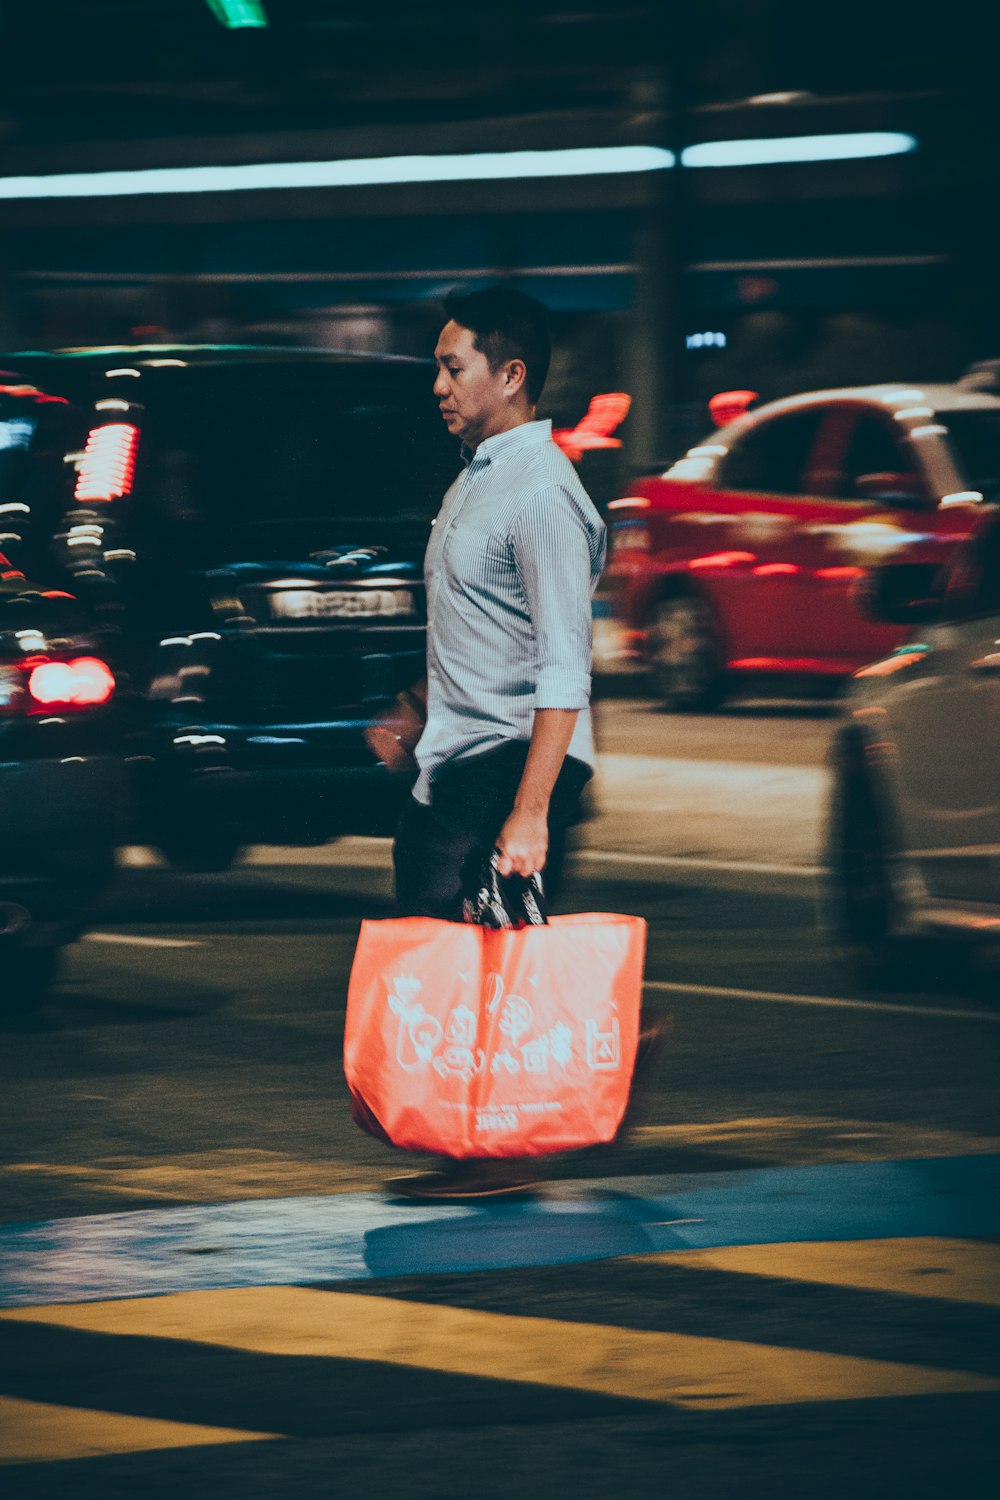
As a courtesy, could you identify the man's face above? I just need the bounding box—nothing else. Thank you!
[433,320,510,449]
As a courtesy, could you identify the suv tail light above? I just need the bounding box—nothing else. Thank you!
[74,423,139,503]
[0,656,116,715]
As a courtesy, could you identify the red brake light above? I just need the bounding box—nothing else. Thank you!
[708,390,758,427]
[74,423,139,503]
[552,392,632,460]
[689,550,757,571]
[0,381,68,404]
[27,657,116,710]
[0,549,25,583]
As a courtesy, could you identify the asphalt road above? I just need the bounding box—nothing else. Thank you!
[2,701,999,1497]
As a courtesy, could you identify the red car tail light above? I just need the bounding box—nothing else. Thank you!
[708,389,758,427]
[27,657,116,709]
[74,423,139,503]
[0,549,25,583]
[0,657,116,716]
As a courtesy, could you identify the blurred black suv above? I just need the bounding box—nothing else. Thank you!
[2,373,123,1008]
[6,345,457,872]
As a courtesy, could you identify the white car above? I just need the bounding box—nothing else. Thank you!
[828,505,1000,985]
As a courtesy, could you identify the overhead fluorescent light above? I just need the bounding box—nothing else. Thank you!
[0,134,917,201]
[205,0,268,26]
[746,92,813,105]
[0,146,675,201]
[680,132,917,167]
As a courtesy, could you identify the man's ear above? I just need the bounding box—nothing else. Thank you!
[503,358,528,398]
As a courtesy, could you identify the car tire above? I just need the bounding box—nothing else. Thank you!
[0,945,61,1016]
[155,829,242,874]
[647,594,726,712]
[828,753,966,991]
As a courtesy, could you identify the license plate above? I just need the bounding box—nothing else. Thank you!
[268,588,416,621]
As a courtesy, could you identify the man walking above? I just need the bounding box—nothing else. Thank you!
[374,285,607,1198]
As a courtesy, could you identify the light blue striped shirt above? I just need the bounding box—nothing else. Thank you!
[413,418,606,805]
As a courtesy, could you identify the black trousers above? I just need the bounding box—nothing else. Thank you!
[393,741,591,921]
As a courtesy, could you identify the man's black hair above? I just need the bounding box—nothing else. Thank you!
[442,285,551,406]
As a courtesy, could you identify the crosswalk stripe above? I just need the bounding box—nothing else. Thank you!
[642,1237,1000,1307]
[4,1286,998,1413]
[0,1394,276,1466]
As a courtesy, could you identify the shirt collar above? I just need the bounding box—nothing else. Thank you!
[462,418,552,468]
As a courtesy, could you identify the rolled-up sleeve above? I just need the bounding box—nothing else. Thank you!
[510,485,600,710]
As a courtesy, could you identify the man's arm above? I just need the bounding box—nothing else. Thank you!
[363,680,426,773]
[497,484,600,878]
[495,708,578,877]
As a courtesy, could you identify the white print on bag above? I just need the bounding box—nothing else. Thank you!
[490,1048,520,1076]
[446,1004,478,1046]
[386,972,623,1078]
[585,1011,622,1071]
[491,1024,576,1076]
[433,1044,486,1082]
[476,1109,518,1132]
[520,1036,549,1073]
[487,974,534,1047]
[387,976,443,1072]
[549,1022,573,1067]
[431,1002,486,1080]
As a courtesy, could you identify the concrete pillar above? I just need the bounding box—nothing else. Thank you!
[624,60,689,476]
[0,264,22,350]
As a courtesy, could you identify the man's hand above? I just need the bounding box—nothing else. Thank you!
[496,708,579,877]
[364,691,425,773]
[495,807,549,878]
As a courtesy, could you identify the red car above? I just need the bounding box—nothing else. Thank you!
[606,382,1000,708]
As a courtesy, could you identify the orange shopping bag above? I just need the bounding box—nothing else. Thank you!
[344,913,647,1158]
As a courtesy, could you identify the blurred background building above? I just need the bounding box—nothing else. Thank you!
[1,0,997,470]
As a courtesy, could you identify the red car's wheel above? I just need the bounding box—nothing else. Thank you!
[647,594,726,712]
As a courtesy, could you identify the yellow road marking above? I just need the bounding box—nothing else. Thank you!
[0,1395,276,1466]
[644,1238,1000,1306]
[0,1148,377,1203]
[630,1116,1000,1166]
[4,1287,998,1413]
[4,1118,997,1209]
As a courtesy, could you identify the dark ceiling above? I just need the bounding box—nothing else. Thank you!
[0,0,983,151]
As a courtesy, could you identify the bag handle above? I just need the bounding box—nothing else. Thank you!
[462,848,548,928]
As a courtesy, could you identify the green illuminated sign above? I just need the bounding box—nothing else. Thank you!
[205,0,268,28]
